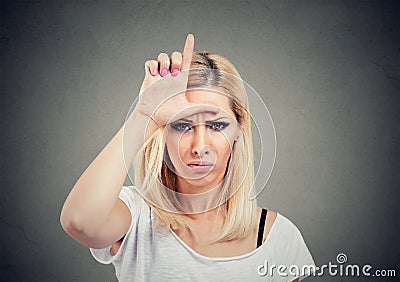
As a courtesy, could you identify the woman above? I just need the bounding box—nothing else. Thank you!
[60,34,316,281]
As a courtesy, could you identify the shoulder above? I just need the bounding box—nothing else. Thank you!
[256,207,304,243]
[256,206,277,222]
[275,212,303,235]
[267,211,316,277]
[268,211,309,250]
[257,207,316,278]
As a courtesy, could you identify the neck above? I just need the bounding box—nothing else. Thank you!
[175,179,225,214]
[183,205,227,221]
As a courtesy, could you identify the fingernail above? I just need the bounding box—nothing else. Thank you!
[161,69,168,77]
[151,68,157,76]
[171,68,179,77]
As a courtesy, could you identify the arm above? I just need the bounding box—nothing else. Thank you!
[60,34,196,249]
[60,110,158,248]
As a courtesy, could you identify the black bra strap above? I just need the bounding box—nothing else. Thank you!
[257,208,268,248]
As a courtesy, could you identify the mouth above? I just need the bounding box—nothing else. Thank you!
[187,161,214,173]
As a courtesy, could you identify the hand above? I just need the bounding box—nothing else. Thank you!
[134,34,219,127]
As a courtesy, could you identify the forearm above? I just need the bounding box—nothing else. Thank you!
[60,110,157,236]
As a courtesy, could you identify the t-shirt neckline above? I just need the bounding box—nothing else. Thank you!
[168,212,281,262]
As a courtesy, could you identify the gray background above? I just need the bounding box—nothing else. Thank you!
[1,0,399,281]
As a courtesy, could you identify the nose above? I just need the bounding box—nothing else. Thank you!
[191,125,211,156]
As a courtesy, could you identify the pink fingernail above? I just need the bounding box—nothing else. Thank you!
[171,68,179,77]
[151,68,157,76]
[161,69,168,77]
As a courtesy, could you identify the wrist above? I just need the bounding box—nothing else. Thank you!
[128,109,160,138]
[134,108,160,128]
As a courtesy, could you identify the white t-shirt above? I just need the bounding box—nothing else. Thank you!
[90,186,316,281]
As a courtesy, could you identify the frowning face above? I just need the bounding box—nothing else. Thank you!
[165,89,242,194]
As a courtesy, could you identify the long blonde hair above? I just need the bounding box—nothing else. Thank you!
[134,51,258,243]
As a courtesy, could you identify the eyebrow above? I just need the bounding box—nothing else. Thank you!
[176,117,229,123]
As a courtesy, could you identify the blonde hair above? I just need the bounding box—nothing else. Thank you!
[134,51,258,243]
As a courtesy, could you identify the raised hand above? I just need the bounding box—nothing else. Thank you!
[134,34,219,128]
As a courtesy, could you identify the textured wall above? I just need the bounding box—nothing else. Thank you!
[1,1,399,281]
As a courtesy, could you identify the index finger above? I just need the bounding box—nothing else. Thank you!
[181,34,194,71]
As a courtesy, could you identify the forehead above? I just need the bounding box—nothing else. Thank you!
[185,89,233,116]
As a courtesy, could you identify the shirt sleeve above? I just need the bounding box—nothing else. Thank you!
[89,185,142,264]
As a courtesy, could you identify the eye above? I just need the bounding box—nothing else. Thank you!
[208,122,229,131]
[170,123,192,132]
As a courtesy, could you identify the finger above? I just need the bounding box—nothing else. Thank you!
[145,60,158,76]
[157,52,170,77]
[170,51,182,77]
[181,34,194,71]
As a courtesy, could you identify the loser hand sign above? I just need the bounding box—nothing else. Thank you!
[135,34,219,127]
